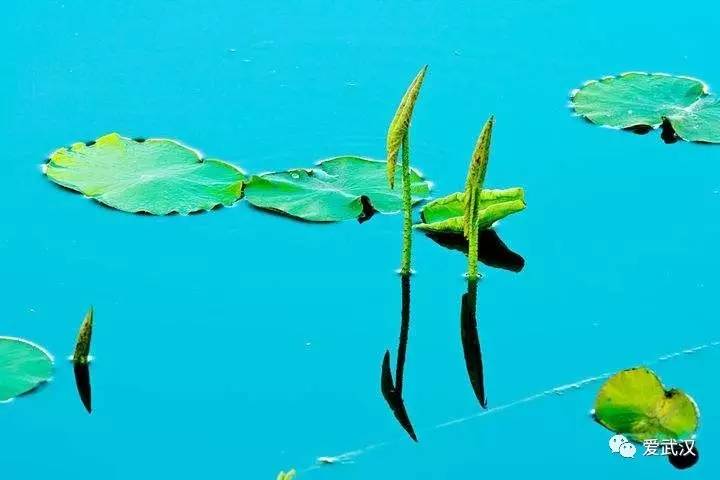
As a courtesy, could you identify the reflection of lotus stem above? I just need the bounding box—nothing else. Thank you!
[400,132,412,275]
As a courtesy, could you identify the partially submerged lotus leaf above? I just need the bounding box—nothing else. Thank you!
[594,367,699,442]
[244,156,431,222]
[45,133,246,215]
[415,188,525,234]
[571,72,720,143]
[0,336,54,402]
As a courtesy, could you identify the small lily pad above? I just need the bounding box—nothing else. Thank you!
[415,188,525,234]
[244,156,432,222]
[571,72,720,143]
[593,367,699,442]
[0,337,54,402]
[45,133,246,215]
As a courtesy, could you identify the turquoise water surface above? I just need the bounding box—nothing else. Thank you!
[3,1,720,478]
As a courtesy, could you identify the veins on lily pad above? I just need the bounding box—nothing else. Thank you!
[593,367,699,443]
[45,133,246,215]
[571,72,720,143]
[0,336,54,402]
[244,156,431,222]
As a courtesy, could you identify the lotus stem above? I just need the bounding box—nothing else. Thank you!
[400,132,412,275]
[387,66,428,274]
[464,116,495,280]
[467,222,480,279]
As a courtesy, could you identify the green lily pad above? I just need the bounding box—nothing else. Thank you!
[415,188,525,234]
[244,156,432,222]
[45,133,246,215]
[571,72,720,143]
[593,367,699,442]
[667,96,720,143]
[0,337,54,402]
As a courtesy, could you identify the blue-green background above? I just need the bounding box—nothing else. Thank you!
[2,1,719,477]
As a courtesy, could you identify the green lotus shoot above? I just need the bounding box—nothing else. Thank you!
[276,469,296,480]
[72,307,93,364]
[386,65,428,275]
[464,116,495,279]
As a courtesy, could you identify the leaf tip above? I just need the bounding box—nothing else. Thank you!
[72,306,94,365]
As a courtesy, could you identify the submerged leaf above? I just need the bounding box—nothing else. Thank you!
[415,188,525,234]
[464,116,495,238]
[0,337,54,402]
[244,156,431,222]
[73,307,93,365]
[593,367,699,442]
[571,72,720,143]
[386,66,428,188]
[45,133,246,214]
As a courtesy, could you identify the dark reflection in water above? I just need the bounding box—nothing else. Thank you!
[380,273,418,441]
[669,444,699,470]
[424,228,525,272]
[74,363,92,413]
[623,124,654,135]
[660,117,680,144]
[461,278,487,408]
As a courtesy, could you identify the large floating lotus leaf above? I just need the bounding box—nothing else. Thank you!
[0,337,54,402]
[594,367,699,442]
[571,72,720,143]
[244,156,432,222]
[571,72,707,128]
[45,133,246,215]
[415,188,525,234]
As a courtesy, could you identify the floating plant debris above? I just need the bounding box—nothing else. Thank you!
[72,307,93,413]
[571,72,720,143]
[244,156,431,222]
[593,367,699,442]
[0,336,54,402]
[415,188,525,235]
[45,133,246,214]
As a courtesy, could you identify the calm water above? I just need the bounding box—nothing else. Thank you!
[3,1,720,478]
